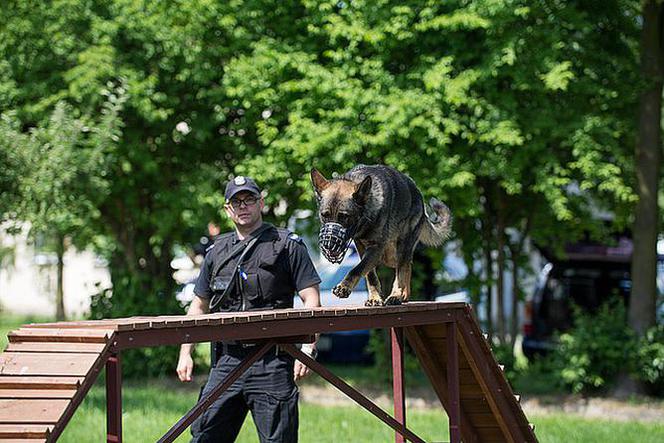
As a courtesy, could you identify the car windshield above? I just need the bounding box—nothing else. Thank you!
[319,266,368,291]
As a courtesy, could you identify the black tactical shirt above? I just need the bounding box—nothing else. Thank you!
[193,224,321,310]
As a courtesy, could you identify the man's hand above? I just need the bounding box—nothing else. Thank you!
[176,295,208,382]
[177,352,194,382]
[293,343,317,382]
[294,360,311,382]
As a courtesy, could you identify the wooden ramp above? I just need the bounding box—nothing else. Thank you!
[0,302,537,442]
[0,327,116,442]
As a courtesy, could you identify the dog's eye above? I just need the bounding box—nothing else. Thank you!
[338,212,349,222]
[321,211,332,220]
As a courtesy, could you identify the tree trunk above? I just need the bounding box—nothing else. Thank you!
[481,202,494,342]
[496,211,507,346]
[630,0,663,337]
[55,233,66,321]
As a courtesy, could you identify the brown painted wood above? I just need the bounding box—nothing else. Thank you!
[0,353,98,377]
[48,333,116,442]
[0,424,52,438]
[404,326,479,443]
[0,302,537,443]
[456,307,538,442]
[8,329,111,343]
[5,342,106,354]
[0,377,82,390]
[0,400,69,424]
[0,390,77,399]
[115,308,452,349]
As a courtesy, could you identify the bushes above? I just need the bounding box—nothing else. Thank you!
[637,324,664,396]
[530,297,663,396]
[551,298,637,393]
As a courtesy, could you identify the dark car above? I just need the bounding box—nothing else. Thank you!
[522,238,663,360]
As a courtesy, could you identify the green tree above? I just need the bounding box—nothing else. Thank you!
[220,0,639,344]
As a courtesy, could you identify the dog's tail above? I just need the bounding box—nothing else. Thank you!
[419,198,452,247]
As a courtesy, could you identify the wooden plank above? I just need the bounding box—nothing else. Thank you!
[420,323,447,336]
[0,399,69,424]
[456,308,537,442]
[5,342,106,354]
[404,326,479,443]
[467,412,501,427]
[460,398,493,414]
[22,321,119,330]
[0,377,82,390]
[0,353,98,377]
[1,439,47,443]
[7,329,111,343]
[0,389,77,399]
[0,424,52,438]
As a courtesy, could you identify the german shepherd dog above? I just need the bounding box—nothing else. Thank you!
[311,164,452,306]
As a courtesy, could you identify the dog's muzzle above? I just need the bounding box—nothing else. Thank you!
[319,222,352,264]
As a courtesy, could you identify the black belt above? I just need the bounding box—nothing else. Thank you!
[219,343,282,358]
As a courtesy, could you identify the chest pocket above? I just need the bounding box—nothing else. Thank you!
[245,239,290,308]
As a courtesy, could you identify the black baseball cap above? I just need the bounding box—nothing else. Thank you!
[224,176,262,200]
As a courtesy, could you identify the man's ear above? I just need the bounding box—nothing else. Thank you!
[310,168,330,199]
[352,176,372,205]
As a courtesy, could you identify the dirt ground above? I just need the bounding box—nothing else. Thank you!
[299,384,664,423]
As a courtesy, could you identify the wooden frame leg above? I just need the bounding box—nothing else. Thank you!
[391,327,406,443]
[106,353,122,443]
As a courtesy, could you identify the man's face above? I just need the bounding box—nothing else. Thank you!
[224,191,264,228]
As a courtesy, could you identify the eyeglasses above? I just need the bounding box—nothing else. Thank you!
[227,196,259,210]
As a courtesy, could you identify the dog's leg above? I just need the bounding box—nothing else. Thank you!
[385,230,419,305]
[365,269,383,306]
[385,262,412,305]
[332,244,385,304]
[356,242,383,306]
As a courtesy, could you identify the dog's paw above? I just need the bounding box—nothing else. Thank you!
[383,295,403,306]
[364,298,383,307]
[333,283,352,299]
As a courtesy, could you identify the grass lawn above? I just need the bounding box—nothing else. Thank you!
[55,379,664,442]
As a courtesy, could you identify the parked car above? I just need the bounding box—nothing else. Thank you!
[522,238,664,360]
[294,263,373,364]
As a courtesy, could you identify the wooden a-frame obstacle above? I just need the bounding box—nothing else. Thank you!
[0,302,538,442]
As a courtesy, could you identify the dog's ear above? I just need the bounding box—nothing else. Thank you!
[310,168,330,200]
[352,176,372,205]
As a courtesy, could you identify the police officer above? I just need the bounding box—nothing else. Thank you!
[176,176,321,443]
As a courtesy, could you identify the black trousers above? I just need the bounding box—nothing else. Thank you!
[191,348,299,443]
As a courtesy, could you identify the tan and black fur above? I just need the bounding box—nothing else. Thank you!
[311,164,452,306]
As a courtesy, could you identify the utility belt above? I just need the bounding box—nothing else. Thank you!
[213,342,284,360]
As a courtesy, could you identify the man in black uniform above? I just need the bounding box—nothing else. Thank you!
[176,176,321,443]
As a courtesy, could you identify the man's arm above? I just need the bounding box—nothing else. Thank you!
[176,295,209,382]
[294,284,320,381]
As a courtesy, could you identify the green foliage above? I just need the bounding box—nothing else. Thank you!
[551,298,637,394]
[637,324,664,396]
[0,0,653,372]
[0,112,29,223]
[89,268,186,378]
[491,343,520,384]
[366,329,424,386]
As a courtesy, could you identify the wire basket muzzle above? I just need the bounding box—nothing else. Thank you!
[319,222,352,264]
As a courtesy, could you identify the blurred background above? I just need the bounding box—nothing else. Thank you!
[1,1,663,441]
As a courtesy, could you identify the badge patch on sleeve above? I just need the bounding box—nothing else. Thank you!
[288,233,303,244]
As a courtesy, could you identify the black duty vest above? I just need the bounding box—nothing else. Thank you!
[208,224,294,312]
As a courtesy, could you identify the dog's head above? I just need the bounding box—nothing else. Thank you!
[310,168,372,263]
